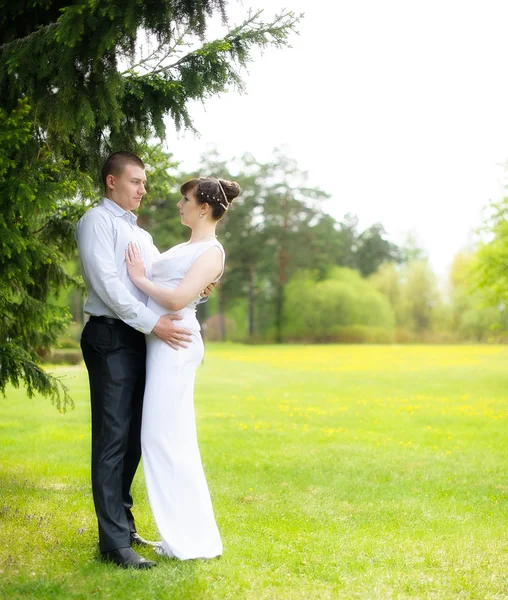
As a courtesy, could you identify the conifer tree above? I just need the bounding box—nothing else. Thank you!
[0,1,300,406]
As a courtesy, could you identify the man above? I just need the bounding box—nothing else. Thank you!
[76,151,208,569]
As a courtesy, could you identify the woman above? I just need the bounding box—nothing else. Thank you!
[125,177,240,560]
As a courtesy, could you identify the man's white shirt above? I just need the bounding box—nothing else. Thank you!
[75,197,161,334]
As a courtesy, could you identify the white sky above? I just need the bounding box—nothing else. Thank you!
[162,0,508,279]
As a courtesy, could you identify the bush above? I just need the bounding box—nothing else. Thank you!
[56,335,81,349]
[282,268,396,342]
[40,349,83,365]
[394,328,416,343]
[421,331,461,344]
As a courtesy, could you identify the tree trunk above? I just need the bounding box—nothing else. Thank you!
[248,263,256,337]
[275,193,289,343]
[73,291,84,327]
[275,282,284,343]
[218,287,227,341]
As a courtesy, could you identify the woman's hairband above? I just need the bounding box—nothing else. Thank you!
[216,180,229,211]
[204,180,229,211]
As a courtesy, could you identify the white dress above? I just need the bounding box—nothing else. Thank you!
[140,239,224,560]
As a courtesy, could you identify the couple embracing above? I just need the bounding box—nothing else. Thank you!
[76,151,240,568]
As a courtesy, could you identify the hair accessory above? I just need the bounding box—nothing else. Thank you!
[216,180,229,211]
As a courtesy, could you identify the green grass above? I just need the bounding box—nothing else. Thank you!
[1,344,508,599]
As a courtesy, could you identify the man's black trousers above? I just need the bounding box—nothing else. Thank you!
[80,317,147,553]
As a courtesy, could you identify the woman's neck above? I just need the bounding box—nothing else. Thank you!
[188,224,217,244]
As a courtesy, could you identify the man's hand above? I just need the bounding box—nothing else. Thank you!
[152,314,192,350]
[200,282,217,299]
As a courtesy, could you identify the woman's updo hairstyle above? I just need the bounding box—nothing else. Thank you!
[180,177,241,221]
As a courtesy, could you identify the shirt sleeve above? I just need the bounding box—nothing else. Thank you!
[76,212,160,334]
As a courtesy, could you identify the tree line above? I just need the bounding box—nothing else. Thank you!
[135,145,403,342]
[134,145,508,346]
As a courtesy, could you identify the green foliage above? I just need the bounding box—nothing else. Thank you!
[449,251,508,341]
[397,260,440,332]
[324,214,402,276]
[355,223,401,276]
[471,197,508,305]
[0,2,301,402]
[282,268,395,342]
[367,251,507,342]
[368,262,401,309]
[40,348,83,365]
[370,260,442,335]
[1,2,301,181]
[0,100,91,410]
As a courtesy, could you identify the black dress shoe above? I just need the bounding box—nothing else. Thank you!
[102,547,157,569]
[130,532,161,548]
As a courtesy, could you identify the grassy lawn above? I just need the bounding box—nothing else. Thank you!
[1,344,508,599]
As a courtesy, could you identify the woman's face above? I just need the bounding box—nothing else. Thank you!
[177,187,204,228]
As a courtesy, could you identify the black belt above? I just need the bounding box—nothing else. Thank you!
[89,315,126,327]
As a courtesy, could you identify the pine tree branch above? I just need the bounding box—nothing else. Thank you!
[125,9,301,79]
[121,26,193,76]
[122,43,169,75]
[0,22,59,53]
[0,342,74,412]
[31,223,49,235]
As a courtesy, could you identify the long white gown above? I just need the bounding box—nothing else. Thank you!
[141,239,224,560]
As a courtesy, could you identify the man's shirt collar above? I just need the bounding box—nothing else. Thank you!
[101,197,137,224]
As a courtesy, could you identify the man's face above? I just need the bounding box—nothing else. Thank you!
[106,164,147,211]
